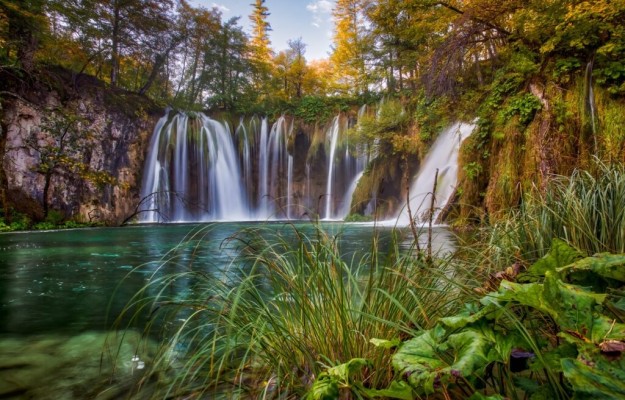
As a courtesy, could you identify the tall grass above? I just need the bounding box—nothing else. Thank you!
[486,160,625,267]
[117,223,480,398]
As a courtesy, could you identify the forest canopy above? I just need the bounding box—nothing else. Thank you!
[1,0,624,115]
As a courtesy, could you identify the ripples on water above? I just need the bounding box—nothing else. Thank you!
[0,222,455,398]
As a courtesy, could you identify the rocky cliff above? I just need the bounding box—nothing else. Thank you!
[0,67,162,225]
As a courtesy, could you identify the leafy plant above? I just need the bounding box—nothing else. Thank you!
[306,358,413,400]
[295,96,333,124]
[391,239,625,399]
[463,162,483,180]
[498,92,542,127]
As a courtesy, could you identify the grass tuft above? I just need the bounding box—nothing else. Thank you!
[117,223,479,398]
[486,160,625,268]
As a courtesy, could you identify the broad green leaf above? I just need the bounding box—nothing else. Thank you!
[495,273,625,341]
[522,239,583,280]
[393,325,506,394]
[491,280,551,314]
[326,358,371,382]
[440,303,501,329]
[445,330,492,375]
[357,381,414,399]
[531,342,578,373]
[370,338,401,349]
[542,273,605,335]
[305,374,339,400]
[562,354,625,399]
[392,325,447,394]
[558,253,625,283]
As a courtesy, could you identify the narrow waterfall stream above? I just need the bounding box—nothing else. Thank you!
[323,116,341,220]
[395,122,475,225]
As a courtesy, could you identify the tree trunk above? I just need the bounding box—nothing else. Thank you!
[139,53,165,95]
[110,1,121,87]
[5,2,42,73]
[42,170,52,218]
[16,30,38,72]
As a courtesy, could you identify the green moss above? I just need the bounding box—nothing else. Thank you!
[595,87,625,162]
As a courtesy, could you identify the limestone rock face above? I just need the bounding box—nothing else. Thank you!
[0,71,161,225]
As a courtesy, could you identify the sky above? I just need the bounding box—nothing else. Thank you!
[189,0,336,61]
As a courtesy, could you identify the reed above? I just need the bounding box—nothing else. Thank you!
[116,223,479,398]
[486,159,625,268]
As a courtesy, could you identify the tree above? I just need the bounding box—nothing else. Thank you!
[171,4,222,106]
[200,17,250,110]
[331,0,375,96]
[0,0,48,71]
[169,5,250,110]
[248,0,273,99]
[48,0,177,88]
[24,108,114,217]
[286,38,306,99]
[273,38,309,100]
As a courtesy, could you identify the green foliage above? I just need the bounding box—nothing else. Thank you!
[482,72,524,114]
[499,93,542,127]
[392,240,625,399]
[0,221,8,232]
[33,210,65,230]
[355,98,413,155]
[307,357,413,400]
[463,162,483,180]
[344,213,374,222]
[487,161,625,267]
[0,209,33,231]
[412,94,449,142]
[119,224,477,398]
[596,61,625,95]
[294,96,333,124]
[553,57,583,83]
[507,48,539,77]
[307,358,413,400]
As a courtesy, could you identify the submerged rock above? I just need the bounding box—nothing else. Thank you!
[0,330,158,399]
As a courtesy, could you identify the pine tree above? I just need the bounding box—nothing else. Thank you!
[248,0,273,99]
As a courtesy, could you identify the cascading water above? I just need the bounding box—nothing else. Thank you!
[257,117,270,217]
[585,59,598,151]
[140,110,468,224]
[338,170,364,218]
[236,118,253,199]
[263,116,292,219]
[395,121,475,226]
[323,116,341,219]
[321,114,370,220]
[139,111,250,222]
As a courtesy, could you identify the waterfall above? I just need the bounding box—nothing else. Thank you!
[258,117,270,217]
[323,116,341,219]
[305,162,311,210]
[139,112,170,222]
[585,59,598,151]
[287,155,293,219]
[236,118,253,202]
[140,110,469,224]
[139,112,250,222]
[338,171,364,218]
[395,122,475,226]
